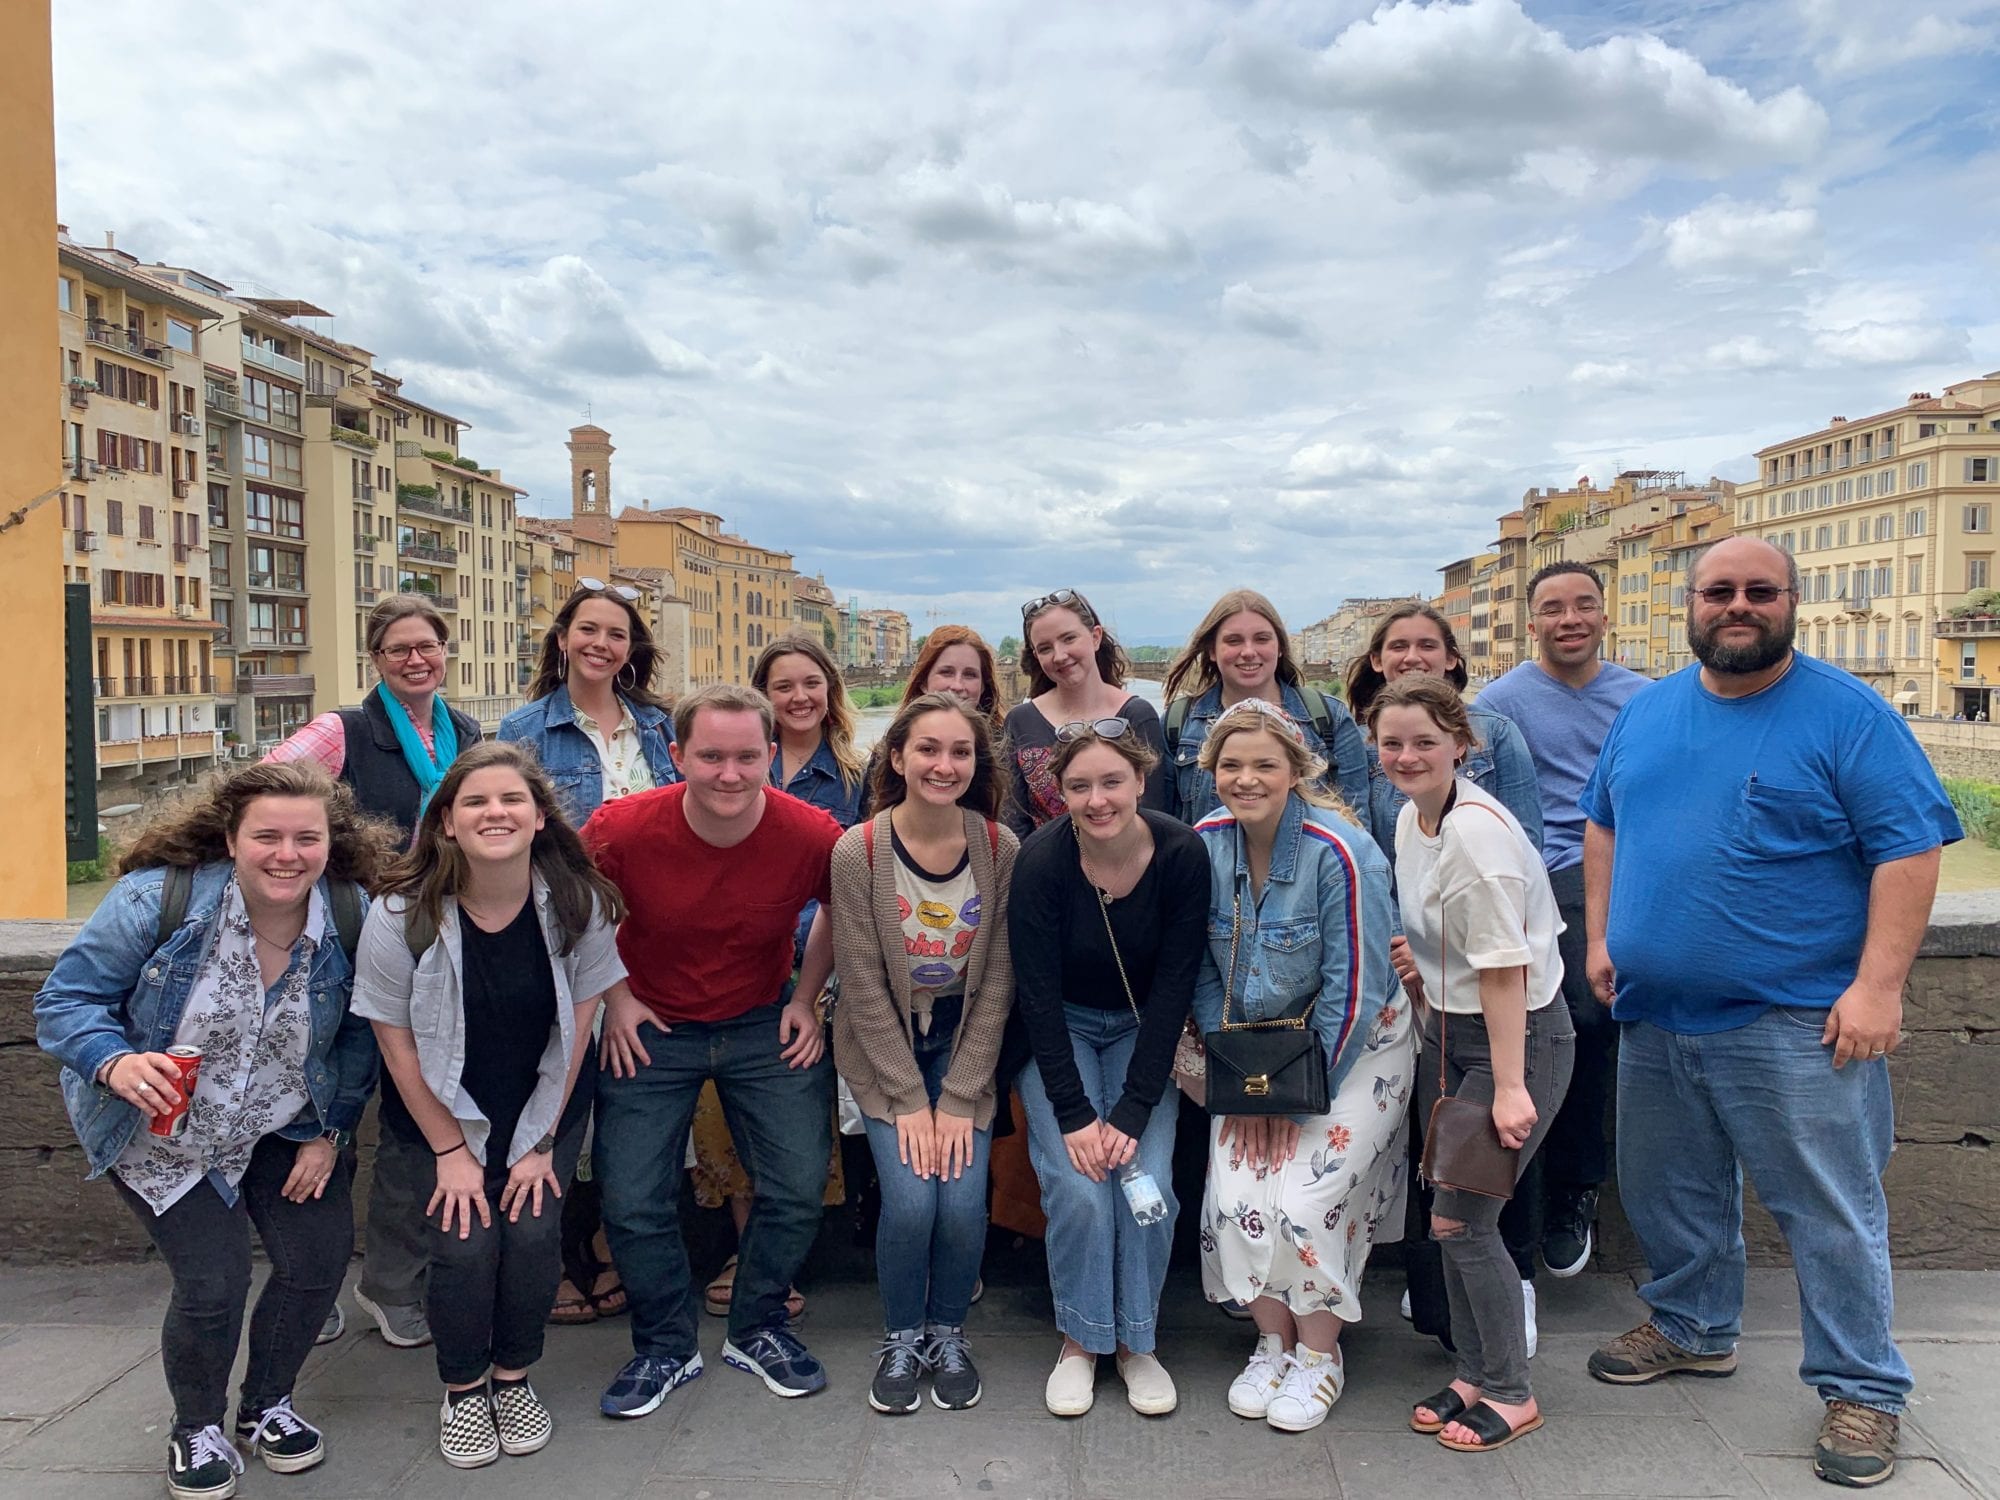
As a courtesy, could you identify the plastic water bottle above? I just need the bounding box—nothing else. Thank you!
[1119,1162,1167,1225]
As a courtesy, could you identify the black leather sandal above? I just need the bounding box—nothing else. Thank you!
[1436,1400,1544,1452]
[1409,1386,1470,1434]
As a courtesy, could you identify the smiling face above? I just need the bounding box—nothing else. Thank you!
[1211,610,1281,698]
[440,766,544,865]
[670,706,776,822]
[762,652,830,741]
[373,614,447,700]
[226,794,331,914]
[1371,614,1458,682]
[561,598,634,690]
[1528,572,1607,670]
[923,644,987,704]
[1028,606,1104,690]
[1059,740,1142,845]
[891,708,977,809]
[1212,726,1300,833]
[1372,704,1464,805]
[1687,539,1798,675]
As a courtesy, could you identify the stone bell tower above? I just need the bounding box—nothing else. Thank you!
[566,424,616,552]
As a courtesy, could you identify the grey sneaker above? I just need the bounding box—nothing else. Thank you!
[1587,1322,1737,1384]
[353,1289,432,1349]
[869,1327,926,1414]
[315,1303,344,1345]
[1814,1401,1898,1488]
[926,1323,981,1410]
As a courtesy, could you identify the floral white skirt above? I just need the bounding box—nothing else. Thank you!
[1199,996,1416,1320]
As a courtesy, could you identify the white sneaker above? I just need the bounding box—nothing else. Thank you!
[1227,1333,1287,1419]
[1399,1288,1413,1322]
[1114,1351,1178,1415]
[1045,1349,1096,1417]
[1523,1279,1539,1361]
[1265,1346,1344,1433]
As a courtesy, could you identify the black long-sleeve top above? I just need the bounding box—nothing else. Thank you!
[1000,696,1173,841]
[1007,808,1208,1139]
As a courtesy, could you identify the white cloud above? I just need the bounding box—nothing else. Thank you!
[1706,335,1785,370]
[1799,0,1998,76]
[1663,196,1820,274]
[892,164,1190,279]
[1568,360,1648,391]
[1220,283,1315,344]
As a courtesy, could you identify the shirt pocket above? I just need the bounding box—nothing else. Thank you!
[1254,918,1322,997]
[1733,779,1851,861]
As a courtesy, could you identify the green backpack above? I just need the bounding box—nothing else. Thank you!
[1163,683,1341,757]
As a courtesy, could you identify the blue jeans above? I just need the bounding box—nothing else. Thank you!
[1618,1009,1910,1413]
[1016,1004,1180,1356]
[861,1006,990,1330]
[596,1003,833,1360]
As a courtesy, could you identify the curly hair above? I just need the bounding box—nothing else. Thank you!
[114,760,403,890]
[1196,699,1356,820]
[868,692,1003,820]
[384,742,626,955]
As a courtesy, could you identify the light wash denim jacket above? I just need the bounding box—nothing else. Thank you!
[774,736,865,960]
[347,875,627,1169]
[497,684,678,828]
[1170,681,1372,827]
[1364,705,1543,874]
[34,863,376,1177]
[1192,795,1401,1118]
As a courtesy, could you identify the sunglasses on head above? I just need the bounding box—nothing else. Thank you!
[575,577,642,602]
[1054,717,1133,744]
[1023,587,1095,622]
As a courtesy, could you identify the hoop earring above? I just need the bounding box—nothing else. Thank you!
[559,648,569,679]
[617,662,637,691]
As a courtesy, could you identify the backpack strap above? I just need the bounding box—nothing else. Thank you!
[986,818,999,859]
[404,901,438,963]
[155,865,193,952]
[1163,695,1189,756]
[863,817,876,867]
[327,881,364,962]
[1296,684,1338,746]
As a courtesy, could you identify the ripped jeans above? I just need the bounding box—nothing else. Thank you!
[1417,1003,1574,1406]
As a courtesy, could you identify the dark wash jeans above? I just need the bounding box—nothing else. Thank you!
[1540,862,1619,1193]
[425,1105,588,1385]
[115,1132,354,1429]
[596,1002,834,1360]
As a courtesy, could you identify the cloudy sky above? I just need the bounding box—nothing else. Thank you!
[51,0,2000,647]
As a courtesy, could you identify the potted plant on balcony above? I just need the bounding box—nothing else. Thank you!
[66,377,98,392]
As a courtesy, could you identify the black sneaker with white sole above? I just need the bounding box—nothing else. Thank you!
[1542,1186,1599,1279]
[869,1327,927,1414]
[234,1395,325,1473]
[167,1423,245,1499]
[926,1324,982,1410]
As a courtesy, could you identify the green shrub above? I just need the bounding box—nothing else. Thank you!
[66,836,110,885]
[852,682,908,709]
[1943,777,2000,849]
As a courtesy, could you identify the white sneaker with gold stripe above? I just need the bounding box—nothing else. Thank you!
[1265,1346,1344,1433]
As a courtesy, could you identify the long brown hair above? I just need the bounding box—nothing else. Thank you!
[115,760,402,889]
[752,634,866,791]
[1162,587,1305,704]
[901,625,1007,734]
[1344,604,1468,721]
[868,692,1003,820]
[525,584,665,709]
[386,742,626,954]
[1022,592,1129,696]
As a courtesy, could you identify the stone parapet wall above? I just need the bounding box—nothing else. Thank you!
[1908,719,2000,781]
[5,896,1999,1267]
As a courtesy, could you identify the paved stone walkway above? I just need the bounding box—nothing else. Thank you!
[0,1258,1992,1498]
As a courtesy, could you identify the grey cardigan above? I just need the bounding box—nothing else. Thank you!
[349,875,626,1168]
[829,808,1018,1130]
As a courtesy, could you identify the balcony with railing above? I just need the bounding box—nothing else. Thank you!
[1938,616,2000,637]
[357,585,379,605]
[306,376,371,412]
[66,380,92,409]
[398,539,458,566]
[395,485,472,523]
[240,338,305,381]
[205,382,240,418]
[245,405,301,434]
[353,532,377,555]
[330,424,378,451]
[354,484,374,506]
[238,673,316,698]
[87,321,175,367]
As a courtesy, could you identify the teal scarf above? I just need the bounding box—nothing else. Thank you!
[376,682,458,816]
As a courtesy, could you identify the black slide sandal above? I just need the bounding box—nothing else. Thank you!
[1436,1400,1544,1452]
[1409,1386,1470,1434]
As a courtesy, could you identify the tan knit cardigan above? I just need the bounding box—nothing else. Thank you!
[829,808,1018,1130]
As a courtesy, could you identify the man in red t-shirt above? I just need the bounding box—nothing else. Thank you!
[582,684,841,1417]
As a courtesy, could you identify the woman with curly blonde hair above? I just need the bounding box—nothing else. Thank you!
[35,761,399,1499]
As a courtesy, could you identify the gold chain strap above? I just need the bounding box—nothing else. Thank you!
[1217,885,1311,1034]
[1094,887,1144,1026]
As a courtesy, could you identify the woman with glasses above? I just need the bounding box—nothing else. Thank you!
[1009,720,1207,1417]
[499,580,677,1326]
[268,591,483,1354]
[691,634,865,1320]
[1003,589,1171,841]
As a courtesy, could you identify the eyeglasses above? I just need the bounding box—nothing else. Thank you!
[1023,588,1095,622]
[576,578,642,602]
[1054,717,1133,743]
[1532,599,1605,620]
[377,640,445,662]
[1693,583,1794,606]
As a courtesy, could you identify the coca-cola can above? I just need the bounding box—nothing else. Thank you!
[146,1046,203,1139]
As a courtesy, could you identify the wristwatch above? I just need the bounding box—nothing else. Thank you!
[533,1133,557,1154]
[320,1127,354,1150]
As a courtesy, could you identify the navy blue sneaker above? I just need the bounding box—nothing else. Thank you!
[723,1322,828,1397]
[599,1352,704,1419]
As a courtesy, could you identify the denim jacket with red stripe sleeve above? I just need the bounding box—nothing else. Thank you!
[1191,792,1400,1116]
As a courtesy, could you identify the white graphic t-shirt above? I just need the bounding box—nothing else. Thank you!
[891,828,980,1035]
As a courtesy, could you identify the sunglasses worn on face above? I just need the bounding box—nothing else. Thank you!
[1023,587,1094,622]
[1694,583,1793,606]
[576,577,642,602]
[1055,717,1133,744]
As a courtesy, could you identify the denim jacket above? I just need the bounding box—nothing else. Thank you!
[34,863,376,1177]
[1364,705,1543,873]
[1192,795,1401,1117]
[497,684,678,827]
[774,736,865,959]
[1169,682,1372,827]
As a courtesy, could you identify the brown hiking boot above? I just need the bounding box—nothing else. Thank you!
[1587,1322,1738,1384]
[1814,1401,1898,1488]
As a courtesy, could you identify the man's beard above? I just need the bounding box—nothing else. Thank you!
[1689,608,1796,674]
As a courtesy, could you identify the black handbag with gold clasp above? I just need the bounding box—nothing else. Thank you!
[1202,890,1329,1117]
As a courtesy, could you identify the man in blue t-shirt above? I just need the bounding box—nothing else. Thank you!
[1477,561,1646,1281]
[1577,537,1960,1491]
